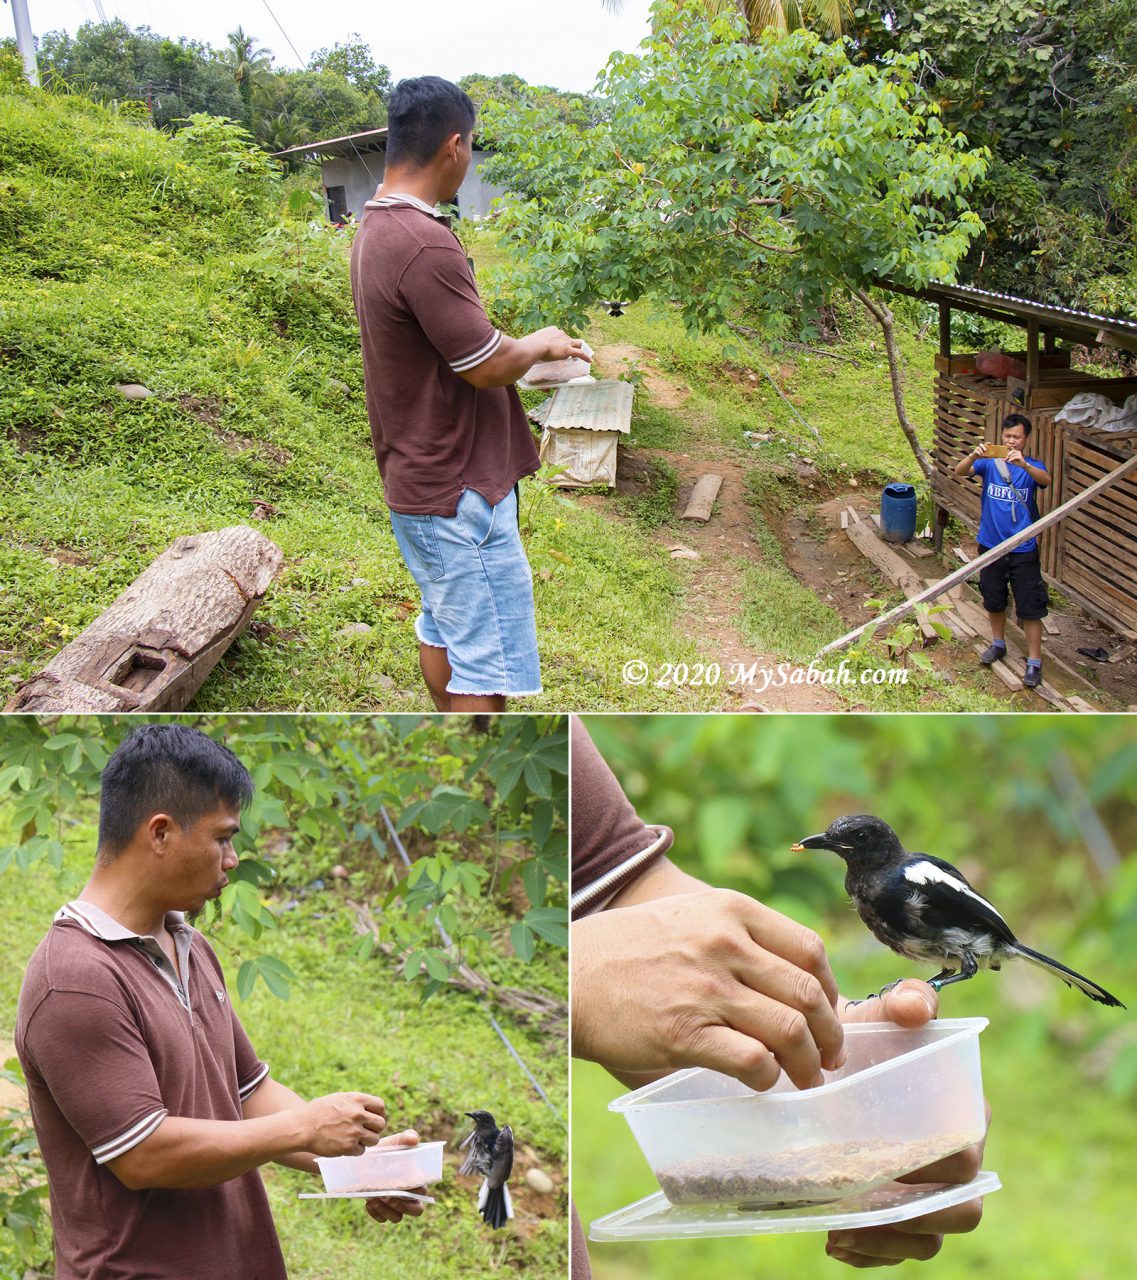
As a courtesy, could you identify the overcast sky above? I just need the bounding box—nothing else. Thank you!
[14,0,656,93]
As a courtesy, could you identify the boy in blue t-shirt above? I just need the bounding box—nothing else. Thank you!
[954,413,1052,688]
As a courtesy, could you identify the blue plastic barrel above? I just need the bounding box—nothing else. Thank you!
[880,483,918,543]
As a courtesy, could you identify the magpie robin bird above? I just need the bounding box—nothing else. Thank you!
[792,814,1124,1008]
[459,1110,514,1229]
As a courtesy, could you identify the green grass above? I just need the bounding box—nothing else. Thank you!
[573,934,1137,1280]
[0,807,567,1279]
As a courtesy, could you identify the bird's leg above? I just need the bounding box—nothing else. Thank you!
[928,954,978,992]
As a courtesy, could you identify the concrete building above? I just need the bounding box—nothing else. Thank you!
[271,127,507,222]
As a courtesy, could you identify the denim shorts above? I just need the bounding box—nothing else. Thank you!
[389,487,541,696]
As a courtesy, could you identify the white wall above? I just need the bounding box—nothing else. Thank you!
[320,149,507,221]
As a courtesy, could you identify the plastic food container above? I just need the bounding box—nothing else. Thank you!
[609,1019,988,1208]
[316,1141,446,1194]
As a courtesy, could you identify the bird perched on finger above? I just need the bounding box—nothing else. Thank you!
[793,814,1124,1008]
[459,1109,514,1229]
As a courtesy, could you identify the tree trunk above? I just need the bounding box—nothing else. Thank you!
[7,526,284,713]
[855,286,933,481]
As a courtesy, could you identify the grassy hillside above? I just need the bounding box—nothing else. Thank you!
[0,84,708,712]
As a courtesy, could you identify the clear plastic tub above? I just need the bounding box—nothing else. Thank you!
[316,1141,446,1194]
[609,1019,988,1208]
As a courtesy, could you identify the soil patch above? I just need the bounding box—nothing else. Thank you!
[177,394,224,425]
[592,343,690,410]
[214,428,293,467]
[786,495,1137,708]
[577,443,840,711]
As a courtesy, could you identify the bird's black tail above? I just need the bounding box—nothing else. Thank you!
[478,1179,514,1230]
[1009,943,1125,1008]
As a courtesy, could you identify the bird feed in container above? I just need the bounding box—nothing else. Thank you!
[316,1141,446,1194]
[609,1020,987,1209]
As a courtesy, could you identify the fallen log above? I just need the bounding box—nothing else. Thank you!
[7,526,284,712]
[820,451,1137,655]
[681,473,723,521]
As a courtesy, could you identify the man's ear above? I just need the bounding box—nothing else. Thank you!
[146,813,174,852]
[444,132,463,164]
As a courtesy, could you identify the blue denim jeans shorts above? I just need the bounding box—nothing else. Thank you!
[389,486,541,696]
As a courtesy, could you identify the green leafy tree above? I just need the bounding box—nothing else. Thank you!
[850,0,1137,313]
[37,21,245,128]
[480,1,987,475]
[308,34,392,101]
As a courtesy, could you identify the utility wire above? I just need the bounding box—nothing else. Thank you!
[378,805,561,1120]
[259,0,382,184]
[729,323,823,447]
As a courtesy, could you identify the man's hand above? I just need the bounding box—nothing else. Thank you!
[364,1129,428,1224]
[829,980,988,1267]
[1005,446,1024,466]
[529,325,591,364]
[572,888,846,1091]
[296,1092,387,1157]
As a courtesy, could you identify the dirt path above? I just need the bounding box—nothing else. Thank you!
[583,343,1136,711]
[585,345,841,711]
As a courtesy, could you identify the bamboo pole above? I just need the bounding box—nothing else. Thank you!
[819,451,1137,655]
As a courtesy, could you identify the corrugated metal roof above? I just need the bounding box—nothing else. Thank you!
[887,279,1137,348]
[545,380,634,433]
[270,127,388,160]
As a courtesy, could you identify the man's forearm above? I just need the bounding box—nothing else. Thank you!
[242,1076,320,1174]
[463,333,547,388]
[108,1108,313,1190]
[606,855,708,908]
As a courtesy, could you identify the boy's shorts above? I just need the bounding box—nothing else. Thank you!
[389,486,542,697]
[977,545,1049,621]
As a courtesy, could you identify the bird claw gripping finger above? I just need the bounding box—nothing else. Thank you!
[876,979,903,999]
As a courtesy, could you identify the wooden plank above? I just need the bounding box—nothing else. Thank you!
[6,527,284,712]
[681,473,723,522]
[1068,696,1099,713]
[844,518,940,641]
[973,641,1024,690]
[840,508,849,530]
[820,449,1137,654]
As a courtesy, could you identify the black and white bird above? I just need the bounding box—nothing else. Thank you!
[459,1109,514,1229]
[792,814,1124,1008]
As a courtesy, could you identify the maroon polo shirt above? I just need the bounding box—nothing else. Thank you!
[350,194,539,516]
[15,902,287,1280]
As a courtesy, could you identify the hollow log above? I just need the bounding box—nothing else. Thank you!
[7,526,284,712]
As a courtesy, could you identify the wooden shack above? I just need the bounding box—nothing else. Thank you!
[905,283,1137,637]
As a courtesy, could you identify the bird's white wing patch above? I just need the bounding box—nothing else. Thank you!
[903,861,1006,923]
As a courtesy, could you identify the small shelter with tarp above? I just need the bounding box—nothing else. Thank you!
[892,282,1137,638]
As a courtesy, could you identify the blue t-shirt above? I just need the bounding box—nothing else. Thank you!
[973,456,1047,552]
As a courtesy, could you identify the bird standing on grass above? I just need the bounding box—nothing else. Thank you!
[792,814,1124,1008]
[459,1109,514,1229]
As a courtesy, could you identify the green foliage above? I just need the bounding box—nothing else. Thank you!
[851,0,1137,311]
[0,1064,49,1273]
[479,2,986,337]
[0,716,568,1002]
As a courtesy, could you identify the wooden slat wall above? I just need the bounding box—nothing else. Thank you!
[931,359,1137,633]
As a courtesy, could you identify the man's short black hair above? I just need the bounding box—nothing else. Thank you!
[98,725,253,858]
[1003,412,1033,437]
[386,76,475,169]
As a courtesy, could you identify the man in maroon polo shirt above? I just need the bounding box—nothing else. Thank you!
[351,76,589,711]
[16,725,422,1279]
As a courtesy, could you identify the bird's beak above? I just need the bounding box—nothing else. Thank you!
[792,833,831,852]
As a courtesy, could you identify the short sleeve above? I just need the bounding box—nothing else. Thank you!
[22,989,168,1165]
[971,457,991,480]
[399,244,502,373]
[230,1003,268,1102]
